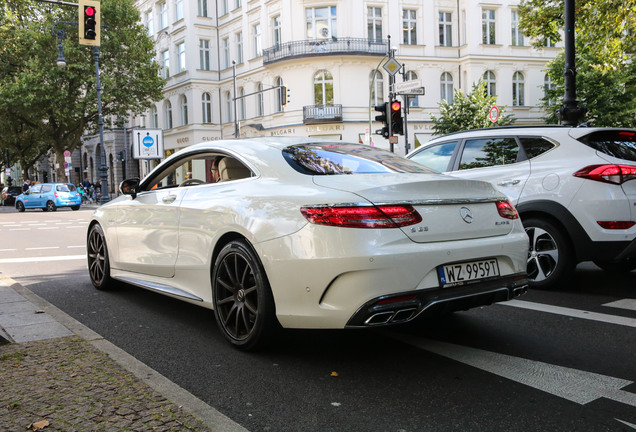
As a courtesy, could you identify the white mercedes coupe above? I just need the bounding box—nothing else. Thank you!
[87,137,529,350]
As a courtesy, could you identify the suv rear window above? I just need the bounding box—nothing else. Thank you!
[283,143,435,175]
[578,130,636,161]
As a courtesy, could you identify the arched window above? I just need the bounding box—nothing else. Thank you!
[513,71,525,106]
[275,77,284,112]
[313,70,333,106]
[180,95,188,125]
[256,82,264,117]
[165,100,173,129]
[202,93,212,123]
[440,72,454,103]
[406,71,419,107]
[483,71,496,97]
[370,71,384,106]
[238,87,245,120]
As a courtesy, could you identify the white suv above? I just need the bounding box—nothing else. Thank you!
[407,126,636,289]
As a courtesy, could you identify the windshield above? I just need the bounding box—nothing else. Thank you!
[283,143,436,175]
[578,130,636,161]
[56,184,76,192]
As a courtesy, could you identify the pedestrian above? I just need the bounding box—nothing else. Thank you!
[83,178,90,189]
[21,179,30,193]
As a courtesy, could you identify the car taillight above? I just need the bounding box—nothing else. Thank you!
[496,200,519,219]
[54,192,59,197]
[573,164,636,185]
[597,221,636,230]
[300,204,422,228]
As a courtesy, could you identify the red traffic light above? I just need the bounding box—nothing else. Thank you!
[85,6,95,16]
[391,101,401,112]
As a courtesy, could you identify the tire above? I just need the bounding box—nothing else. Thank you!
[212,240,277,351]
[524,217,575,290]
[593,259,636,273]
[71,205,80,211]
[87,224,114,290]
[46,201,57,212]
[16,201,25,212]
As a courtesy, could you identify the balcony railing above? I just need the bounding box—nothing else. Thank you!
[303,104,343,124]
[263,38,388,65]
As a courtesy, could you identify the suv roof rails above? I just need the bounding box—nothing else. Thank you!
[437,124,568,138]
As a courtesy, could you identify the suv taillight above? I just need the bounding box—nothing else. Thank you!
[573,164,636,185]
[300,205,422,228]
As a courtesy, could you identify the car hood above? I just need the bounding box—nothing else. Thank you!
[313,173,517,242]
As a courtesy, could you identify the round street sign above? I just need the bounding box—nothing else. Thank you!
[64,150,71,157]
[489,106,499,123]
[142,135,155,147]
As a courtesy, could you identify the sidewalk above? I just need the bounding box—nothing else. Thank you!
[0,274,249,432]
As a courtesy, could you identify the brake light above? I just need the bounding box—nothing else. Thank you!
[573,164,636,185]
[54,192,59,197]
[300,204,422,228]
[597,221,636,230]
[496,200,519,219]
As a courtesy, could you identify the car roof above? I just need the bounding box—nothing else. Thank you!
[426,125,635,141]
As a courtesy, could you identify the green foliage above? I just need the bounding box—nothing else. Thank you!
[519,0,635,127]
[0,0,164,181]
[430,81,515,136]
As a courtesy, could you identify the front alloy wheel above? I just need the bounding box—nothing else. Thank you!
[212,240,277,351]
[87,224,113,290]
[524,217,574,290]
[16,201,25,212]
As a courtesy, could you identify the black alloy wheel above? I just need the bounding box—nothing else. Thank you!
[16,201,25,212]
[46,201,57,212]
[212,240,277,351]
[524,217,575,290]
[87,224,113,290]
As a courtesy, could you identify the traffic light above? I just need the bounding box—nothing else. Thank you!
[79,0,100,46]
[280,85,289,107]
[390,100,403,135]
[374,102,390,138]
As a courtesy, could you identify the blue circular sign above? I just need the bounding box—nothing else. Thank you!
[142,136,154,147]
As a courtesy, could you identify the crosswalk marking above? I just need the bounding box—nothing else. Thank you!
[0,255,85,264]
[604,299,636,312]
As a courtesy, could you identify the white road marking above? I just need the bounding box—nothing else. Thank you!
[67,245,85,249]
[616,419,636,430]
[8,228,29,231]
[26,247,60,251]
[0,255,85,264]
[604,299,636,312]
[0,249,17,252]
[391,334,636,407]
[37,227,58,230]
[502,300,636,328]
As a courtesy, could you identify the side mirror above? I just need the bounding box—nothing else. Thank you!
[119,178,140,199]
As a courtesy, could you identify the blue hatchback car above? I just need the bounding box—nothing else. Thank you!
[15,183,82,212]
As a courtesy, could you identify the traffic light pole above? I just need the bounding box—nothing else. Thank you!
[93,46,109,203]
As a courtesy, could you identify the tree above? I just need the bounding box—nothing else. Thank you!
[0,0,164,182]
[430,80,515,136]
[519,0,636,127]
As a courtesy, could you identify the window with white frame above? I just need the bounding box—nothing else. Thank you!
[238,87,245,120]
[544,37,556,48]
[368,7,382,41]
[512,71,525,106]
[402,9,416,45]
[544,73,556,105]
[440,72,454,103]
[273,16,281,47]
[199,39,210,70]
[152,106,158,128]
[176,42,186,73]
[314,70,333,105]
[180,95,188,125]
[483,70,496,97]
[439,12,452,46]
[175,0,183,21]
[252,24,261,57]
[225,91,232,122]
[236,31,243,64]
[406,71,419,107]
[165,101,173,129]
[482,9,496,44]
[162,50,170,78]
[145,11,154,36]
[370,70,384,106]
[511,11,524,46]
[221,0,228,15]
[256,83,264,117]
[202,93,212,123]
[222,37,229,69]
[275,77,284,112]
[235,0,241,9]
[198,0,208,17]
[306,6,337,40]
[159,2,168,29]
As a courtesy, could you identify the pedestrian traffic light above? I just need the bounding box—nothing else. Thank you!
[374,102,390,138]
[390,100,403,135]
[78,0,100,46]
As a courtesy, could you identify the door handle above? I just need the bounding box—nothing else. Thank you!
[497,179,521,186]
[162,195,177,204]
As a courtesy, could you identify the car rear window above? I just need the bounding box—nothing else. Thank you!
[578,130,636,161]
[283,143,436,175]
[56,184,76,192]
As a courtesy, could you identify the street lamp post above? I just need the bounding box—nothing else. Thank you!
[51,21,109,203]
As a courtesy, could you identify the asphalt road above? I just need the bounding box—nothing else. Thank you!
[1,206,635,431]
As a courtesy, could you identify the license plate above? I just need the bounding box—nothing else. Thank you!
[438,258,500,286]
